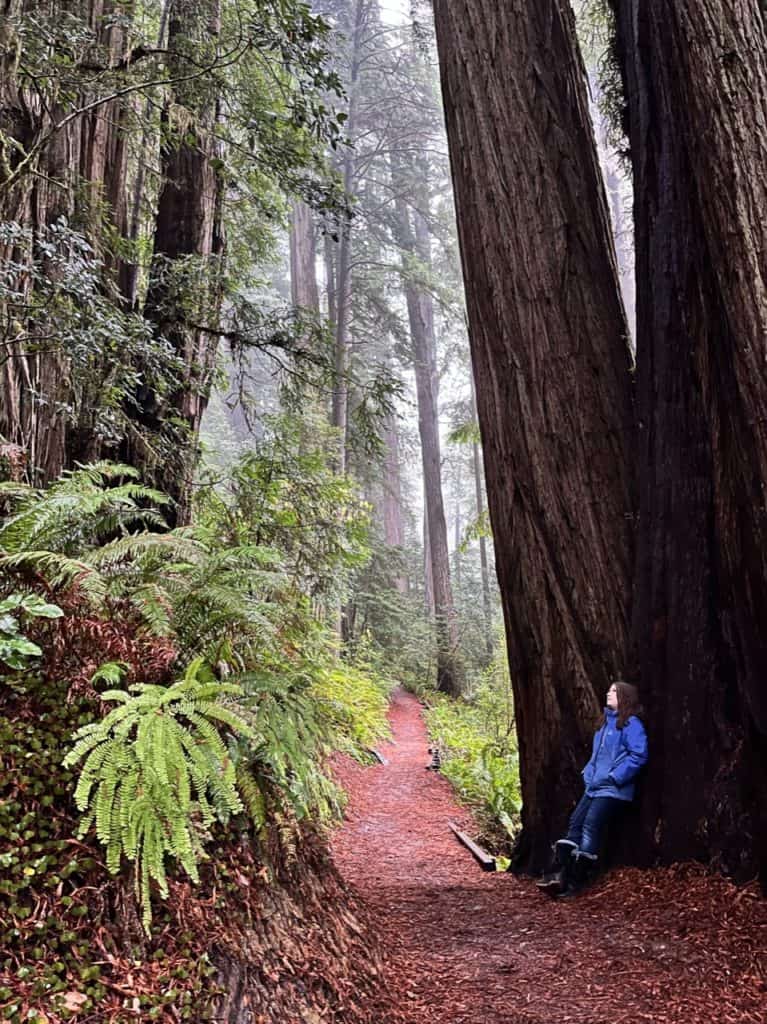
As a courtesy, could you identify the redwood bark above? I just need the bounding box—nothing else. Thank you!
[612,0,767,878]
[134,0,225,522]
[433,0,634,867]
[0,0,132,481]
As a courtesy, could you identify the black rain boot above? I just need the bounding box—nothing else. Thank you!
[536,839,577,896]
[557,850,597,898]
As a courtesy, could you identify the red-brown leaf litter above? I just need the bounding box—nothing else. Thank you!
[331,689,767,1024]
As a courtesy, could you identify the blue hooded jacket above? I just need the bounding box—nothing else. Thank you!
[582,709,648,801]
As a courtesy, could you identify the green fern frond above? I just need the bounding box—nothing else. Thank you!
[65,660,260,928]
[0,462,170,557]
[235,766,266,828]
[1,551,108,605]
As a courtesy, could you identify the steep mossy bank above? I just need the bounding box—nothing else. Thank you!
[0,678,388,1024]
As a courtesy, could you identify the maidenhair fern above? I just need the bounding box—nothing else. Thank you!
[63,658,262,926]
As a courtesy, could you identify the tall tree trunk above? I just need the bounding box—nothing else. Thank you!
[124,0,172,308]
[329,0,368,476]
[415,216,463,695]
[131,0,225,524]
[68,0,132,465]
[423,509,434,618]
[453,466,461,589]
[382,414,408,594]
[433,0,634,869]
[470,381,493,658]
[612,0,767,879]
[391,138,463,695]
[605,164,635,341]
[0,0,132,481]
[588,68,635,343]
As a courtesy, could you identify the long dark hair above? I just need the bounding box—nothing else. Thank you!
[613,680,643,729]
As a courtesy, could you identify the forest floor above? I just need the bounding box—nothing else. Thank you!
[331,689,767,1024]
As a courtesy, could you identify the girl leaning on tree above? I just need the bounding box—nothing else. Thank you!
[538,681,648,898]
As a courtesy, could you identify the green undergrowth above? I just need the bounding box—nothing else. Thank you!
[0,676,221,1022]
[0,663,391,1023]
[311,660,392,756]
[0,458,394,1019]
[423,655,521,855]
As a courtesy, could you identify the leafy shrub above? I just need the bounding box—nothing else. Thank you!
[424,646,520,848]
[311,660,392,754]
[0,593,62,671]
[1,460,392,926]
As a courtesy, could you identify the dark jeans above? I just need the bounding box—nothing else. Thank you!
[565,793,623,856]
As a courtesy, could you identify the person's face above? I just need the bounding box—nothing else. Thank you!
[606,684,618,710]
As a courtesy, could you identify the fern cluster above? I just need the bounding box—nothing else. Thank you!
[241,670,343,824]
[311,662,392,755]
[0,462,168,555]
[63,658,260,926]
[2,461,391,926]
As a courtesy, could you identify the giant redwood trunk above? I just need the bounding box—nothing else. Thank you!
[0,0,132,479]
[134,0,225,523]
[612,0,767,879]
[0,0,132,481]
[433,0,634,868]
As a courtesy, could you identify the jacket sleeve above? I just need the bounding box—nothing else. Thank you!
[609,717,648,788]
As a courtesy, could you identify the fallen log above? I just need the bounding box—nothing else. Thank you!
[448,820,496,872]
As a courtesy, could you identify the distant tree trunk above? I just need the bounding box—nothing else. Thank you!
[605,164,635,340]
[453,463,462,589]
[382,414,408,594]
[588,68,635,342]
[68,0,132,465]
[434,0,634,869]
[423,510,434,617]
[130,0,225,523]
[329,0,368,475]
[289,201,320,313]
[394,183,463,696]
[612,0,767,879]
[124,0,172,307]
[470,382,493,658]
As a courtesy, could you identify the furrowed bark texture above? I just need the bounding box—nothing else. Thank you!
[135,0,225,523]
[613,0,767,878]
[433,0,634,869]
[0,0,131,481]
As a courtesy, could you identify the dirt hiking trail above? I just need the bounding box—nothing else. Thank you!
[331,689,766,1024]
